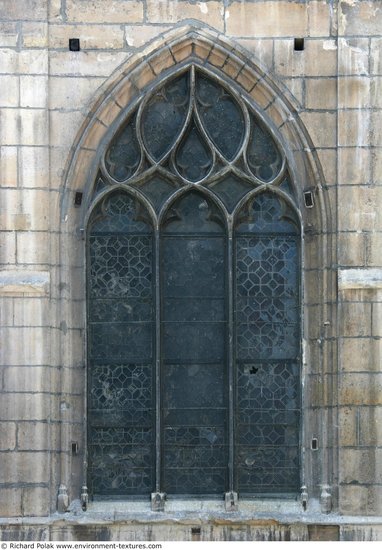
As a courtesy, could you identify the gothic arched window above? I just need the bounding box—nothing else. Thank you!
[87,65,301,501]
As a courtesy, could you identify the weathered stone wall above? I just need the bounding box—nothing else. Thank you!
[0,0,381,539]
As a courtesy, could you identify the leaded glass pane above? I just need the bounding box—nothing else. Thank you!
[246,120,282,182]
[105,114,141,181]
[175,120,213,182]
[234,194,300,495]
[87,192,155,496]
[141,73,190,161]
[89,65,301,499]
[162,191,225,234]
[209,173,253,212]
[236,192,299,234]
[132,174,177,213]
[161,192,228,495]
[195,73,245,161]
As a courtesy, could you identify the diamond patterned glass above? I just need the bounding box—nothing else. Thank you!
[234,193,300,494]
[161,192,228,495]
[87,192,154,496]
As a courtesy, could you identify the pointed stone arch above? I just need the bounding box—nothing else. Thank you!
[57,24,337,512]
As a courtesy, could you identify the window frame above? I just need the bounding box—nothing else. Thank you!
[84,62,304,507]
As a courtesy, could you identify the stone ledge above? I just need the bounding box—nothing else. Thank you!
[0,270,50,296]
[338,268,382,291]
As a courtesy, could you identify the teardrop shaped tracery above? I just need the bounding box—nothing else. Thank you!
[246,122,282,182]
[105,114,141,181]
[175,120,213,182]
[141,73,190,162]
[99,65,288,216]
[195,74,245,161]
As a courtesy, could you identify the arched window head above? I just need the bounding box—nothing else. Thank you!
[95,65,290,208]
[87,64,301,502]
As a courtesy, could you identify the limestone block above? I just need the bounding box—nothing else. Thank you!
[338,406,357,446]
[49,24,125,50]
[371,143,382,185]
[49,50,129,77]
[0,231,16,265]
[371,111,382,146]
[304,234,320,271]
[19,146,50,189]
[338,147,371,185]
[0,146,18,187]
[300,111,337,148]
[147,0,224,29]
[307,0,331,37]
[339,484,369,516]
[22,22,48,48]
[338,232,366,267]
[150,47,176,76]
[371,38,382,75]
[226,1,307,37]
[338,186,380,232]
[50,110,85,149]
[338,38,369,76]
[304,270,324,306]
[13,298,51,329]
[367,233,382,267]
[282,78,303,106]
[0,189,51,231]
[18,50,48,74]
[305,78,337,109]
[3,366,57,393]
[49,146,68,189]
[48,0,62,22]
[0,0,47,20]
[66,0,144,23]
[0,487,22,517]
[17,422,50,451]
[339,373,382,406]
[0,108,19,145]
[371,78,382,108]
[316,149,337,185]
[338,109,370,147]
[340,448,382,484]
[0,451,49,484]
[129,62,156,91]
[97,99,121,127]
[17,231,56,265]
[338,76,371,109]
[20,109,49,146]
[274,39,337,78]
[340,302,372,337]
[359,407,382,446]
[20,76,48,108]
[125,25,171,48]
[341,336,382,373]
[339,0,382,37]
[59,329,85,370]
[0,22,19,47]
[0,392,59,422]
[0,49,18,74]
[0,327,51,366]
[22,487,50,517]
[0,422,16,450]
[372,300,382,338]
[341,524,382,540]
[236,39,273,72]
[307,374,335,407]
[0,75,19,108]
